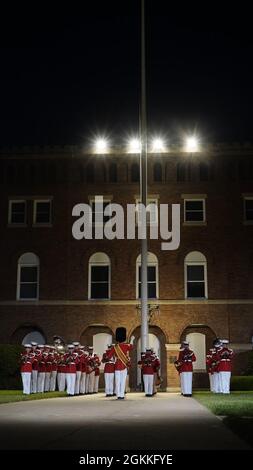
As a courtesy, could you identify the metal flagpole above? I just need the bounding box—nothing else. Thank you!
[140,0,149,352]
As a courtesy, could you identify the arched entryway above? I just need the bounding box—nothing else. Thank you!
[11,325,46,345]
[129,325,167,391]
[80,325,115,390]
[180,325,217,388]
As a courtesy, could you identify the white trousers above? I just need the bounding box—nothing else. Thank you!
[94,375,99,393]
[37,372,45,392]
[21,372,31,395]
[153,372,157,394]
[143,374,154,396]
[50,371,57,392]
[104,373,114,395]
[80,372,86,394]
[75,371,82,394]
[213,372,221,393]
[57,372,66,392]
[44,372,51,392]
[66,373,76,395]
[209,373,214,392]
[180,372,193,395]
[220,371,231,394]
[88,371,95,393]
[31,370,38,393]
[115,369,127,398]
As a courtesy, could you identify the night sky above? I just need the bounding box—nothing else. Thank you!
[0,1,253,145]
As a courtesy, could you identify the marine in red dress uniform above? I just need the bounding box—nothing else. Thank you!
[64,344,78,396]
[176,341,196,397]
[31,341,40,393]
[138,349,156,397]
[102,344,115,396]
[106,341,133,399]
[20,344,35,395]
[217,339,233,394]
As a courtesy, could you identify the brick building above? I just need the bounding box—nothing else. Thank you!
[0,143,253,390]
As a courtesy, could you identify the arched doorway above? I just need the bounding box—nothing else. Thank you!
[137,333,160,389]
[129,325,167,391]
[80,325,114,390]
[22,331,46,345]
[11,325,46,345]
[181,325,216,388]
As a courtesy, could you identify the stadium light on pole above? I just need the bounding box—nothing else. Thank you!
[140,0,149,352]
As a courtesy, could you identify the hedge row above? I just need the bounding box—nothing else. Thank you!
[231,376,253,391]
[0,344,22,390]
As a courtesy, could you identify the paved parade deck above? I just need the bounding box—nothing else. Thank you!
[0,393,250,450]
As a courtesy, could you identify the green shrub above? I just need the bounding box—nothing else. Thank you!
[231,376,253,391]
[0,344,23,390]
[245,351,253,375]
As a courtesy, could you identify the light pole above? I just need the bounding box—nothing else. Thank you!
[140,0,149,352]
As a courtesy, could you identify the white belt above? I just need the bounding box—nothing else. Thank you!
[221,359,230,361]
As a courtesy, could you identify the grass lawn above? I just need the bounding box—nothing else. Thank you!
[0,390,67,404]
[194,391,253,448]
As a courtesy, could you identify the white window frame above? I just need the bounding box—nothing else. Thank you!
[89,196,112,227]
[33,199,52,226]
[243,196,253,224]
[184,198,206,224]
[184,261,208,300]
[135,197,159,226]
[88,254,111,300]
[8,199,27,226]
[17,258,40,301]
[136,254,159,300]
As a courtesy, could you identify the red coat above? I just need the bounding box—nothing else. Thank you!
[81,354,89,373]
[107,343,133,371]
[217,347,233,372]
[20,352,35,373]
[32,350,41,371]
[103,352,115,373]
[178,349,196,372]
[44,352,53,373]
[38,352,47,373]
[64,352,79,373]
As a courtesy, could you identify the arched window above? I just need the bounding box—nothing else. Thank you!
[177,163,187,182]
[17,253,40,300]
[89,252,110,300]
[186,332,206,371]
[131,163,140,182]
[109,163,117,183]
[86,163,95,183]
[136,252,158,299]
[22,330,45,345]
[184,251,207,299]
[199,163,209,181]
[153,162,162,182]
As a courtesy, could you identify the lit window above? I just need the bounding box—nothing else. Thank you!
[185,251,207,299]
[184,199,206,223]
[136,252,158,299]
[34,200,52,225]
[89,253,110,300]
[9,200,26,224]
[17,252,39,300]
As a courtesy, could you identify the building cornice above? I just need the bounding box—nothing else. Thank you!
[0,299,253,306]
[1,142,253,158]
